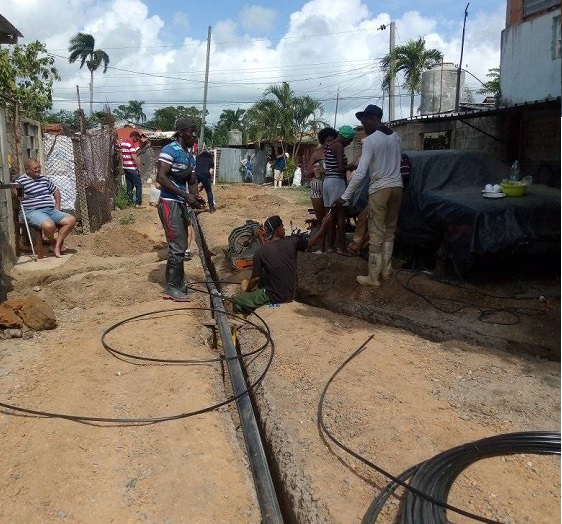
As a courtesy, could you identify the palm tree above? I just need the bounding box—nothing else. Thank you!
[291,95,326,158]
[128,100,146,123]
[68,33,110,115]
[381,37,443,118]
[477,67,501,106]
[217,108,246,130]
[247,82,325,160]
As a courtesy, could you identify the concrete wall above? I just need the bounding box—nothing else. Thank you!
[392,117,506,158]
[500,9,561,104]
[391,100,561,187]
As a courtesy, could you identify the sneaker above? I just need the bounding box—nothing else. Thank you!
[134,204,146,209]
[184,249,193,260]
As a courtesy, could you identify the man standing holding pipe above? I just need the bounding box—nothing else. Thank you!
[156,117,206,301]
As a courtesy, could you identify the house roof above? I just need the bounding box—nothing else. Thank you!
[388,96,561,125]
[0,14,23,44]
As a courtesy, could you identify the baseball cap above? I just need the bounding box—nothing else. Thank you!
[174,116,196,133]
[355,104,384,121]
[263,215,283,239]
[338,125,356,140]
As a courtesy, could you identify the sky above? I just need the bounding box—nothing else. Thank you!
[2,0,506,126]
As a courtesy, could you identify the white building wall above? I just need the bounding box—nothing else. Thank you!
[500,11,561,104]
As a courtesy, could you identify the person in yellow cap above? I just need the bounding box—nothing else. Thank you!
[322,125,356,254]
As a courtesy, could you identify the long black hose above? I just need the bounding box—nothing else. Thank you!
[0,304,274,425]
[318,336,561,524]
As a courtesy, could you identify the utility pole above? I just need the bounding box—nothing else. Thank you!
[199,26,212,151]
[76,85,86,133]
[455,3,469,112]
[333,87,339,128]
[388,21,396,122]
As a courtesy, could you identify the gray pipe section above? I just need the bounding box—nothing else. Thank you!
[191,215,284,524]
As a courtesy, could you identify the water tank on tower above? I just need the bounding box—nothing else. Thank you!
[227,129,243,146]
[420,63,464,115]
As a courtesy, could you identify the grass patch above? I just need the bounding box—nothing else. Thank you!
[119,213,136,225]
[282,186,310,206]
[114,185,131,210]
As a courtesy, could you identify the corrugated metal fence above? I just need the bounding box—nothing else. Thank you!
[216,148,268,184]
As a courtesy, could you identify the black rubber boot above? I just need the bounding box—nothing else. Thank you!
[163,261,191,302]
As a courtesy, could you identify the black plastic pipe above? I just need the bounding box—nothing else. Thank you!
[191,214,284,524]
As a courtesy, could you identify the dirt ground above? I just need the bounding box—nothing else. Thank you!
[1,183,560,523]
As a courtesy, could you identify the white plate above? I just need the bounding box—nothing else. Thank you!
[483,192,506,199]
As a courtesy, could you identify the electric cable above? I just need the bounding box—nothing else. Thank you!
[101,306,270,364]
[0,304,275,425]
[394,269,544,325]
[318,336,561,524]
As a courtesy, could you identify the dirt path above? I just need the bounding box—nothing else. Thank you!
[1,205,260,523]
[2,183,560,523]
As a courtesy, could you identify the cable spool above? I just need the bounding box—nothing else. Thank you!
[226,220,265,270]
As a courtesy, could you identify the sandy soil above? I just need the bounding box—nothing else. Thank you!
[2,183,560,523]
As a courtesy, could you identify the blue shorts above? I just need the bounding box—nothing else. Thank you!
[20,207,71,228]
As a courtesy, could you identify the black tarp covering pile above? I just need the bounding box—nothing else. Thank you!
[396,150,561,274]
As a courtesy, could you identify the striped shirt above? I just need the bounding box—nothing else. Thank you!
[13,174,57,210]
[324,144,347,178]
[158,141,196,202]
[120,139,139,170]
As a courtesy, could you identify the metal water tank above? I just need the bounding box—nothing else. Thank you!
[420,63,464,115]
[227,129,242,146]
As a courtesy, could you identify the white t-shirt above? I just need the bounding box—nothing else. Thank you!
[342,130,402,201]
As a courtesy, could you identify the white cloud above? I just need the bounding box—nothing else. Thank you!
[239,5,277,34]
[172,11,190,32]
[1,0,504,122]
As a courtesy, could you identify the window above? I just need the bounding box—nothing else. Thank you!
[422,131,451,151]
[523,0,560,18]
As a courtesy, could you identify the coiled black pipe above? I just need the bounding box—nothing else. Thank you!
[401,431,560,524]
[319,337,561,524]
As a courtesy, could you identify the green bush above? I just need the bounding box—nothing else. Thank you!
[284,158,296,184]
[119,213,136,225]
[114,185,131,210]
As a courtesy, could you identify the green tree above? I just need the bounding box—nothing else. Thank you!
[113,100,146,123]
[212,108,246,145]
[477,67,501,106]
[43,109,79,130]
[246,82,325,162]
[146,105,205,131]
[381,37,443,118]
[0,41,60,119]
[68,33,110,115]
[129,100,146,123]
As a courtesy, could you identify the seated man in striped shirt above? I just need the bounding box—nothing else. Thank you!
[13,159,76,258]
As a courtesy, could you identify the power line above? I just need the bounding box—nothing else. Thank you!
[48,25,391,52]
